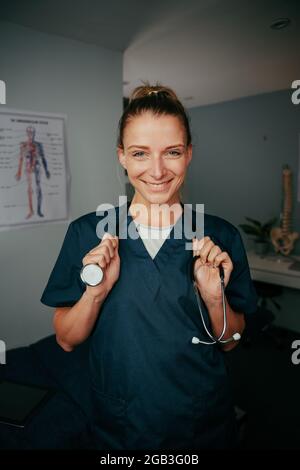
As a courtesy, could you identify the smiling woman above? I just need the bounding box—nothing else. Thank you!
[117,83,192,225]
[40,80,258,451]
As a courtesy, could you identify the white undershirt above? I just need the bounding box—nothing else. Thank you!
[134,221,174,259]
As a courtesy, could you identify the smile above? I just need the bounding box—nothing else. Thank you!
[142,179,173,190]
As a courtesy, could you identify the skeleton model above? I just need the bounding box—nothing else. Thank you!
[270,164,299,255]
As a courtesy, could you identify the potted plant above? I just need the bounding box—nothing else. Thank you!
[239,217,277,255]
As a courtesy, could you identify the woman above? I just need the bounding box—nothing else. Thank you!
[41,83,258,451]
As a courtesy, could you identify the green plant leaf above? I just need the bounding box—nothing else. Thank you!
[244,217,262,227]
[238,224,262,236]
[262,217,277,231]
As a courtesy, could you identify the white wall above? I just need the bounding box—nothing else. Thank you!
[0,21,124,349]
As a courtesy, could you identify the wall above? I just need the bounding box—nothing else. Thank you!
[186,89,300,331]
[0,21,124,348]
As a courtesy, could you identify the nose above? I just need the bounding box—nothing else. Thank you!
[148,156,167,180]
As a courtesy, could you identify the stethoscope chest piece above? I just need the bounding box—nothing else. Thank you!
[80,263,104,286]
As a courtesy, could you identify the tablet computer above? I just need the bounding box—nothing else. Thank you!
[0,379,55,428]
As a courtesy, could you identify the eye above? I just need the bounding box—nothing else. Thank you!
[167,150,182,157]
[132,151,145,158]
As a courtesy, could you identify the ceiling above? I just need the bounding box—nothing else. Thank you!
[1,0,299,107]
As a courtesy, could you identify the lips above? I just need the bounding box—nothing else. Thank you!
[142,179,173,191]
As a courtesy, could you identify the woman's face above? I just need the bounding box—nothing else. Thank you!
[117,112,192,207]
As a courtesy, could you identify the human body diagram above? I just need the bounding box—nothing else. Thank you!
[15,126,50,219]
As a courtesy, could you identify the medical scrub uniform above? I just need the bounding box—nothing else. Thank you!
[40,200,258,451]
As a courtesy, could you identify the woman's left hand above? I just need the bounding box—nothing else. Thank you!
[192,236,233,305]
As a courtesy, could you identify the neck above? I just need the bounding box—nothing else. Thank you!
[129,193,183,227]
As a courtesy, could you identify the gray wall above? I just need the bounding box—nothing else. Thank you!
[0,21,124,349]
[186,90,300,331]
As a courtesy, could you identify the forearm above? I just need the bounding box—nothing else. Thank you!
[205,296,245,352]
[54,288,108,351]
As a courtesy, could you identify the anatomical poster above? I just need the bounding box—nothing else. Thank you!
[0,108,70,229]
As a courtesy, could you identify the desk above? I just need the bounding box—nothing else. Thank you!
[247,251,300,290]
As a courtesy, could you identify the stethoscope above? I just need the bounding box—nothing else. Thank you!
[190,255,241,346]
[80,257,241,346]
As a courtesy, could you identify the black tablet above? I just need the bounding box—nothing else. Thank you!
[0,380,55,428]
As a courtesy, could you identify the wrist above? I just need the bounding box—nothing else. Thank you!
[195,284,222,308]
[83,287,107,304]
[205,295,223,308]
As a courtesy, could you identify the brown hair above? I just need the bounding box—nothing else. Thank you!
[117,80,192,149]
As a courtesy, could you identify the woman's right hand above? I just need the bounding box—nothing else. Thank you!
[82,233,120,300]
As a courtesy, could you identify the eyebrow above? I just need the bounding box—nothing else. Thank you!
[127,144,185,150]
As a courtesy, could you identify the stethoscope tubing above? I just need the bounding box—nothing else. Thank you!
[191,255,240,345]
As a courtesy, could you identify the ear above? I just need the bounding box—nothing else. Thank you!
[117,146,127,170]
[186,143,192,165]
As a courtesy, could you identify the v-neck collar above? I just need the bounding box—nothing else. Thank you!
[117,200,196,299]
[121,200,193,260]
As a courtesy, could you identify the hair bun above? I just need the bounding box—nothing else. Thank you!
[129,81,179,103]
[118,80,192,150]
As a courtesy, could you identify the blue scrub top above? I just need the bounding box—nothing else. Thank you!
[41,200,258,451]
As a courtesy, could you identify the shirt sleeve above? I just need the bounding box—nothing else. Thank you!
[225,228,258,314]
[40,221,85,308]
